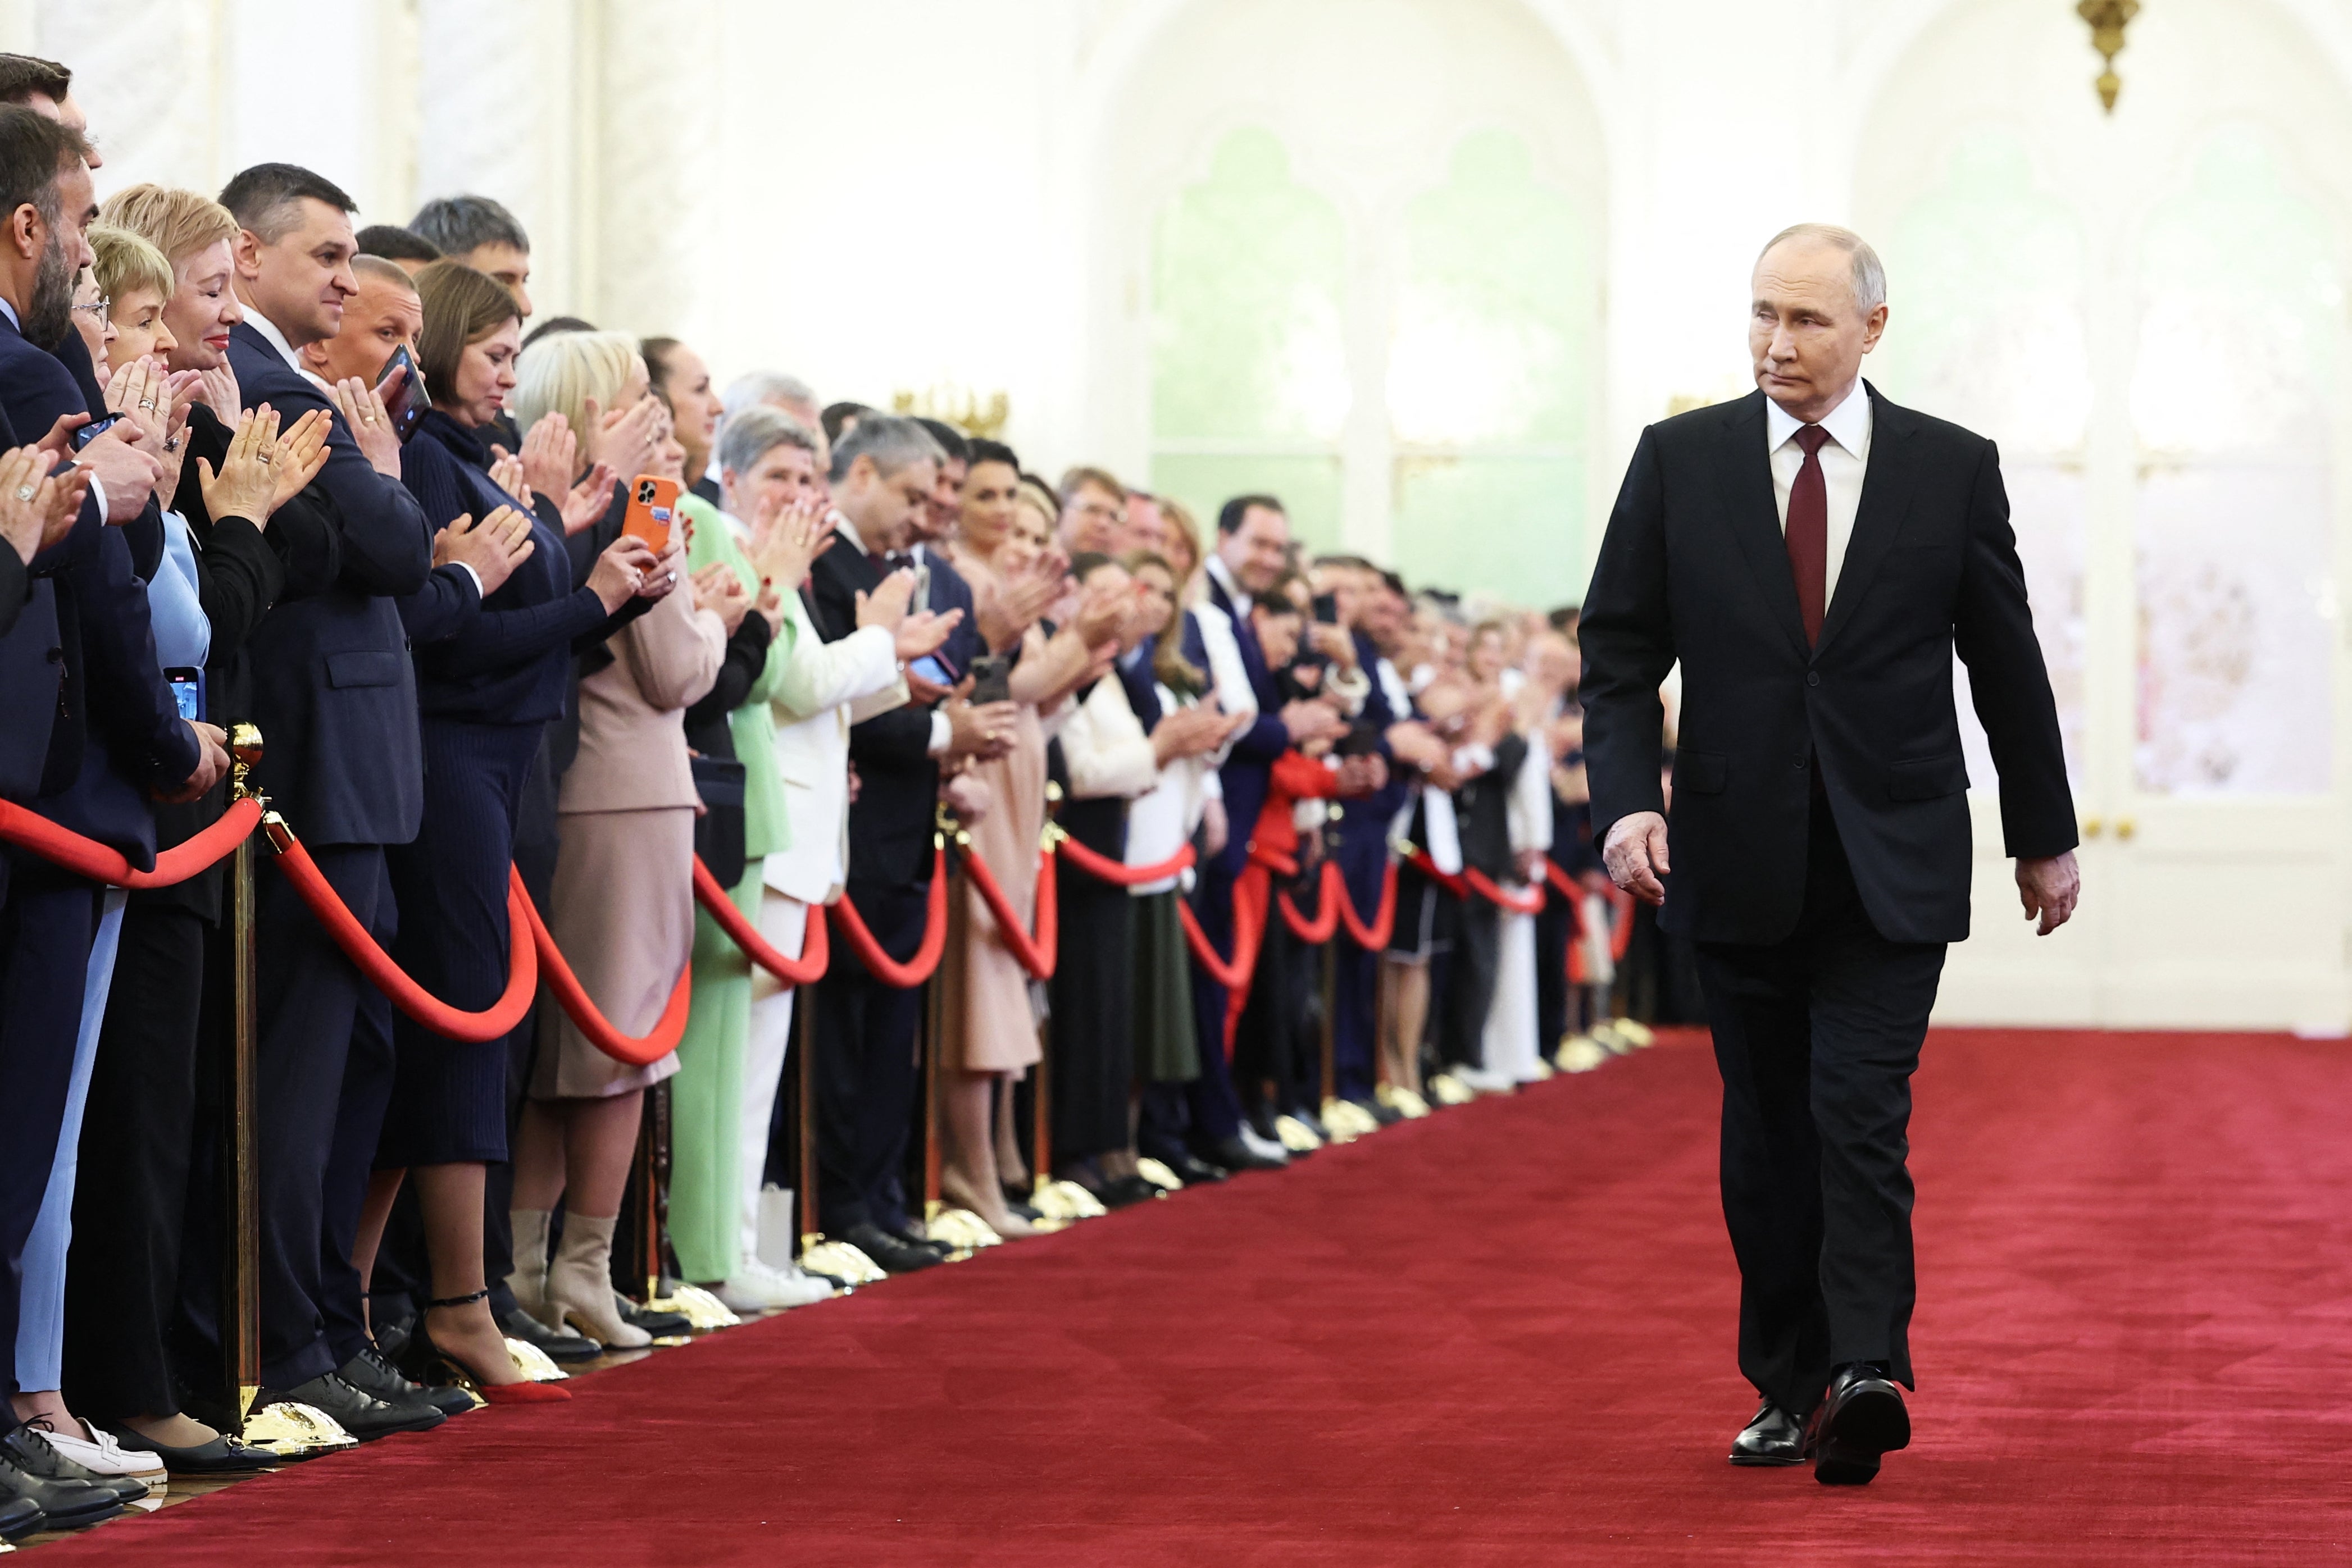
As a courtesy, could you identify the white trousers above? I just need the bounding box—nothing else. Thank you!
[1480,905,1541,1084]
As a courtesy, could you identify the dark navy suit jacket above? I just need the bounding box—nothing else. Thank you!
[1184,569,1289,879]
[228,319,435,846]
[0,311,197,861]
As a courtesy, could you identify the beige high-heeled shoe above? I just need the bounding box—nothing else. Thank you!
[541,1214,650,1348]
[506,1208,554,1320]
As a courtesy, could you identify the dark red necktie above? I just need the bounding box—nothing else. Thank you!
[1786,425,1830,646]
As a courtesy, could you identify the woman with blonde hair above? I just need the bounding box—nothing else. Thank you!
[509,330,666,512]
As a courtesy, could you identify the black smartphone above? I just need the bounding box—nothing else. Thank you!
[71,412,125,450]
[375,345,424,440]
[1312,591,1340,625]
[1335,722,1381,758]
[165,666,205,723]
[968,653,1012,706]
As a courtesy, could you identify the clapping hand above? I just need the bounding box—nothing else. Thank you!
[584,393,662,484]
[194,406,286,528]
[486,448,531,507]
[267,408,333,513]
[327,372,402,477]
[0,445,75,564]
[691,562,753,635]
[434,505,536,598]
[747,491,830,590]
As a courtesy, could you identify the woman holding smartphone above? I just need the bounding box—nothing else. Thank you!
[355,270,661,1400]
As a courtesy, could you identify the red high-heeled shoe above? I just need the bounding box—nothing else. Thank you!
[401,1289,572,1403]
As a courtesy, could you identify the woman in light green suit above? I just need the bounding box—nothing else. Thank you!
[665,410,832,1305]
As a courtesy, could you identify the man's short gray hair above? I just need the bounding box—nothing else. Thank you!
[716,403,819,484]
[410,194,529,257]
[828,413,942,485]
[1758,222,1886,313]
[722,370,816,426]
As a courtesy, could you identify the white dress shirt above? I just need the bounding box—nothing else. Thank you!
[1765,379,1873,607]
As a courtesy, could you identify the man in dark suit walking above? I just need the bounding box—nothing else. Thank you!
[1580,224,2080,1485]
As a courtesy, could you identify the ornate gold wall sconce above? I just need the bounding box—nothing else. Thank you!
[891,383,1011,439]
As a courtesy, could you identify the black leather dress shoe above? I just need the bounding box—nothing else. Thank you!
[0,1425,134,1523]
[1350,1095,1404,1128]
[1727,1400,1805,1466]
[1156,1152,1227,1185]
[1807,1364,1910,1485]
[5,1421,146,1505]
[257,1371,447,1442]
[343,1345,476,1417]
[617,1293,694,1337]
[0,1494,42,1541]
[1208,1134,1286,1173]
[1098,1175,1164,1209]
[844,1221,943,1274]
[499,1303,602,1362]
[94,1424,276,1475]
[884,1220,953,1257]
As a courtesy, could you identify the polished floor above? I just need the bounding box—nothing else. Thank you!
[25,1028,2352,1564]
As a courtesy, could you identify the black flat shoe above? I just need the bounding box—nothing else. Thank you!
[1207,1134,1286,1173]
[844,1221,943,1274]
[256,1371,446,1442]
[94,1424,276,1476]
[616,1293,693,1337]
[1728,1400,1805,1466]
[1155,1153,1227,1186]
[1349,1095,1404,1128]
[1808,1364,1910,1485]
[499,1303,602,1361]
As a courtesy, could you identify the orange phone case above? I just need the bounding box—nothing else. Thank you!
[621,474,680,553]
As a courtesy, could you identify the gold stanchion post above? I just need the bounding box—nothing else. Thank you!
[923,814,996,1252]
[225,725,263,1424]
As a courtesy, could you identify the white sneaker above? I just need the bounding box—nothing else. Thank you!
[46,1419,166,1488]
[715,1259,832,1313]
[1448,1064,1516,1095]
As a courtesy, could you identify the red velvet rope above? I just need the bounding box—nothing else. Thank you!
[1276,862,1341,944]
[1177,861,1268,1005]
[1402,844,1469,899]
[1053,831,1194,887]
[270,829,538,1043]
[954,838,1058,981]
[1334,858,1398,950]
[516,877,692,1066]
[828,844,952,988]
[690,857,829,986]
[1466,867,1546,915]
[0,796,262,887]
[1542,859,1580,901]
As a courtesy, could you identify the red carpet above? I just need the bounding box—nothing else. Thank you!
[41,1030,2352,1564]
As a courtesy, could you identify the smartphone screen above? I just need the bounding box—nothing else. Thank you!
[621,475,679,554]
[71,413,125,451]
[1312,592,1340,625]
[968,654,1012,706]
[165,666,204,722]
[908,654,956,688]
[375,346,424,440]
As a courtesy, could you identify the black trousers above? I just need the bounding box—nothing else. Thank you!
[249,845,397,1389]
[62,901,206,1419]
[1437,896,1500,1069]
[813,878,926,1236]
[1178,856,1249,1146]
[0,858,99,1395]
[1693,797,1944,1416]
[1048,863,1132,1165]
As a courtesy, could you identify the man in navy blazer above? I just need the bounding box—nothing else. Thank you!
[1175,495,1346,1172]
[0,107,221,1421]
[205,162,445,1439]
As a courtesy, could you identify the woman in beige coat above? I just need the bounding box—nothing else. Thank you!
[507,334,731,1348]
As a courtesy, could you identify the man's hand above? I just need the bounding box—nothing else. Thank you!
[1603,809,1671,906]
[326,374,402,477]
[1280,698,1347,746]
[1336,751,1388,797]
[945,683,1018,759]
[2017,850,2080,936]
[434,506,536,598]
[157,721,229,804]
[77,424,164,521]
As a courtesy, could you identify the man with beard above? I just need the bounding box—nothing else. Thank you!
[0,103,221,1534]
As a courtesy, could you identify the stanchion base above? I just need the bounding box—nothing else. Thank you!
[924,1207,1003,1251]
[1529,1058,1557,1081]
[506,1337,570,1383]
[1376,1083,1433,1119]
[1426,1072,1476,1106]
[647,1283,741,1332]
[1032,1180,1108,1223]
[801,1236,888,1285]
[240,1400,358,1458]
[1613,1018,1658,1049]
[1135,1157,1186,1192]
[1320,1097,1381,1141]
[1273,1114,1325,1153]
[1555,1034,1611,1073]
